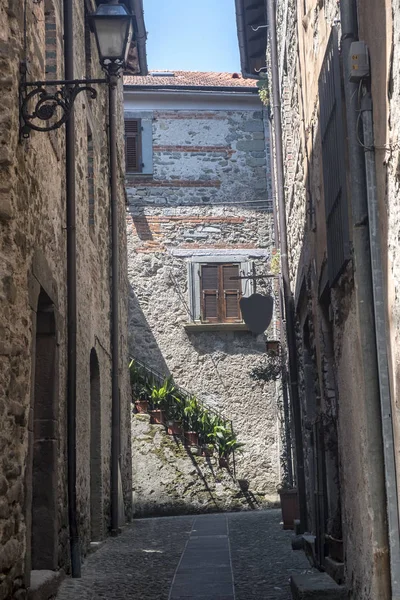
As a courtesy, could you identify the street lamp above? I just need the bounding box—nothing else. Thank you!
[92,1,133,74]
[20,0,133,133]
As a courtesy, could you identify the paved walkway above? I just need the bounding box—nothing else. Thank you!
[56,509,311,600]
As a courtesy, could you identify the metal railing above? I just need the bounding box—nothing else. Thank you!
[129,356,236,474]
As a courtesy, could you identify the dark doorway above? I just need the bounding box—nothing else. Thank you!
[90,348,103,541]
[31,290,58,570]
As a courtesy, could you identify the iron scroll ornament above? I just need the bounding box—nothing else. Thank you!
[20,78,107,135]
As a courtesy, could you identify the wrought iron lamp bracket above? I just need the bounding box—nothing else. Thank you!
[20,76,108,137]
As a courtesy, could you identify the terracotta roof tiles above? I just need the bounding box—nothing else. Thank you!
[124,70,257,89]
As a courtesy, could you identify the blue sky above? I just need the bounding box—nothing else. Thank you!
[143,0,241,72]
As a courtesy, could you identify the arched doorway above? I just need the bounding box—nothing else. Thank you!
[90,348,103,541]
[31,289,58,570]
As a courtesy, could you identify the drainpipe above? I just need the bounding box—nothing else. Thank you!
[109,72,121,536]
[265,108,294,487]
[361,89,400,598]
[64,0,81,578]
[266,0,307,531]
[340,1,392,595]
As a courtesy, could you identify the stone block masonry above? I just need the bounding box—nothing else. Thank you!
[125,85,280,499]
[0,0,132,597]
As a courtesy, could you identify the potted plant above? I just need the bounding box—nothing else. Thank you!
[183,396,202,447]
[214,425,245,468]
[129,359,151,413]
[198,411,222,456]
[166,393,185,436]
[149,378,174,425]
[278,481,299,530]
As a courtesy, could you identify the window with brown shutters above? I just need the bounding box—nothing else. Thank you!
[125,119,142,173]
[200,264,241,323]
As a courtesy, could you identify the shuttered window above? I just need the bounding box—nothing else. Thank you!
[125,119,142,173]
[200,264,241,323]
[318,29,350,286]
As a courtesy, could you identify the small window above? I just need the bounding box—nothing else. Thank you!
[200,264,241,323]
[125,119,142,173]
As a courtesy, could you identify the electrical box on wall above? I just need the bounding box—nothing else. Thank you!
[349,41,370,82]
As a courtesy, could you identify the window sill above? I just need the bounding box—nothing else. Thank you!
[184,322,249,332]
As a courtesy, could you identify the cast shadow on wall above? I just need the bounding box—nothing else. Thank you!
[128,283,170,375]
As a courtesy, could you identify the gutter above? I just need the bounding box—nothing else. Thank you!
[234,0,250,77]
[123,85,258,94]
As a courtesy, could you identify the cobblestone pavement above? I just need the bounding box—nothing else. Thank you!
[56,509,310,600]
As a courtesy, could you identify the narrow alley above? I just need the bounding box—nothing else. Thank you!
[56,510,310,600]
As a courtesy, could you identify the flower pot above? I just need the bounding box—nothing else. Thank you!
[135,400,148,414]
[184,431,199,446]
[190,445,200,456]
[201,445,214,457]
[167,421,182,436]
[218,457,229,469]
[149,409,164,425]
[278,488,299,530]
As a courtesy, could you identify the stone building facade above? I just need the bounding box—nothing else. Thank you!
[0,0,145,597]
[124,71,282,500]
[237,0,400,598]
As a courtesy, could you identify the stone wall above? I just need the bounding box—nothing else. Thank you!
[125,94,282,499]
[0,0,131,597]
[271,0,400,597]
[131,413,273,516]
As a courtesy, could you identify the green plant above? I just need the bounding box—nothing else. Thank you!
[256,73,269,107]
[150,378,175,411]
[183,396,203,432]
[214,425,245,460]
[129,359,153,402]
[250,356,282,383]
[198,411,223,446]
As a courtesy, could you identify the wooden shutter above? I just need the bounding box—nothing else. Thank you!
[319,29,350,285]
[222,264,241,322]
[201,265,219,322]
[125,119,142,173]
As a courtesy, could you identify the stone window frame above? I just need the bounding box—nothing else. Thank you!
[187,255,254,329]
[124,111,154,175]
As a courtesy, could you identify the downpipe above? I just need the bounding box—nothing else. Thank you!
[64,0,81,577]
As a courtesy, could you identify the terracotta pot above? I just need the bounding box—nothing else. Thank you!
[149,409,164,425]
[201,445,214,457]
[185,431,199,446]
[167,421,182,436]
[135,400,148,414]
[218,457,229,468]
[278,488,300,530]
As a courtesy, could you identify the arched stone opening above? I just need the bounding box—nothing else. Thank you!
[90,348,103,541]
[31,289,58,570]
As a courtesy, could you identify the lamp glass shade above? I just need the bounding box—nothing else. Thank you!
[92,3,133,63]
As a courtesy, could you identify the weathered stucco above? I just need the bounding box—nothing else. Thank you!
[125,88,282,499]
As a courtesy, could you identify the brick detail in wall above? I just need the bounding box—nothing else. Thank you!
[153,145,235,157]
[154,112,227,120]
[132,216,245,224]
[135,243,258,254]
[126,178,221,188]
[45,9,57,79]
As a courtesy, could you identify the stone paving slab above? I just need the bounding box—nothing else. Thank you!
[56,509,312,600]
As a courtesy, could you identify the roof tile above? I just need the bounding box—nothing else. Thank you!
[124,70,257,89]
